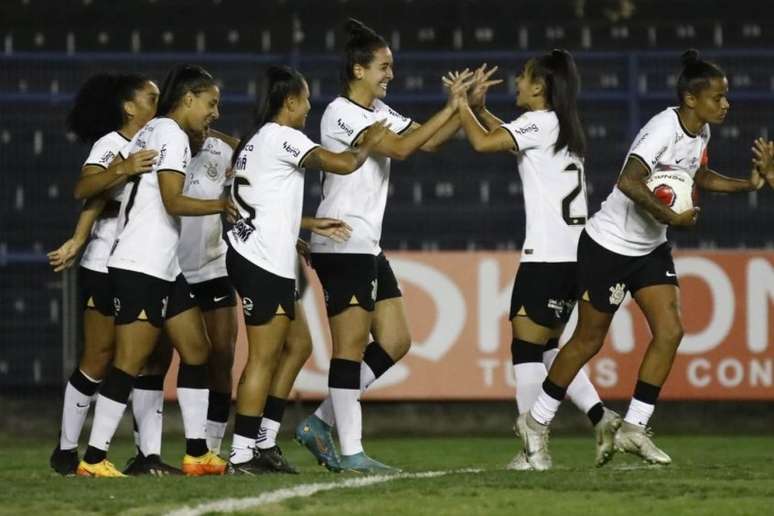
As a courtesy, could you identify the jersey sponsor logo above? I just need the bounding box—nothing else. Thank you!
[337,118,354,136]
[632,132,649,149]
[242,297,254,316]
[282,141,300,158]
[674,133,684,144]
[99,150,116,165]
[158,143,168,166]
[232,219,255,242]
[182,146,190,169]
[512,123,539,135]
[386,107,407,121]
[608,283,626,306]
[652,145,668,166]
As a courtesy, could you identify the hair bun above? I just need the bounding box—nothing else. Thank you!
[681,49,701,67]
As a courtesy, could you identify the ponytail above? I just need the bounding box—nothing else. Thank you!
[157,64,216,116]
[530,49,586,158]
[340,18,388,95]
[676,49,725,104]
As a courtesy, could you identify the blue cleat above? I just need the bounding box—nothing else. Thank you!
[294,415,342,472]
[339,452,401,475]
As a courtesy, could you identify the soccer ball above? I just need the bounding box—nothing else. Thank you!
[647,171,695,213]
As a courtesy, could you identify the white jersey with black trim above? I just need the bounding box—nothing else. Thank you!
[586,107,710,256]
[310,96,412,255]
[79,131,131,273]
[501,110,587,263]
[227,122,319,280]
[178,136,234,284]
[108,117,191,281]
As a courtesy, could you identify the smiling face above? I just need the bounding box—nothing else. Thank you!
[687,77,730,125]
[355,46,394,100]
[183,85,220,133]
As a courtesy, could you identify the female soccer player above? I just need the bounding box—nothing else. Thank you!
[77,64,234,477]
[47,73,163,475]
[519,50,772,469]
[224,65,388,474]
[452,50,622,470]
[294,18,472,474]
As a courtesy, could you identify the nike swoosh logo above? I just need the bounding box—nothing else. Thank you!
[76,402,89,408]
[213,295,228,303]
[156,409,163,415]
[666,271,677,277]
[675,158,684,164]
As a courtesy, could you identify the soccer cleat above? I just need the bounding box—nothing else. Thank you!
[295,415,342,472]
[76,459,126,478]
[505,450,534,471]
[254,446,299,474]
[340,452,400,474]
[50,445,79,476]
[516,413,552,471]
[124,452,183,476]
[614,421,672,465]
[594,408,623,467]
[181,450,227,476]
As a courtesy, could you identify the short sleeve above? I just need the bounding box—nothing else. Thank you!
[83,138,119,169]
[323,100,377,148]
[500,113,546,152]
[376,101,413,135]
[155,124,190,175]
[279,127,320,168]
[219,141,235,187]
[626,117,673,173]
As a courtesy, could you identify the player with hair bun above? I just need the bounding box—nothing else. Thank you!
[519,49,772,470]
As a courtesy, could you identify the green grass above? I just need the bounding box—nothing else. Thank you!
[2,434,773,515]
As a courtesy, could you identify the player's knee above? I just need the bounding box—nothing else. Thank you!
[380,334,411,361]
[654,322,684,348]
[573,336,605,360]
[288,334,313,362]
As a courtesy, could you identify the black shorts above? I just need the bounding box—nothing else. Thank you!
[109,268,171,328]
[189,276,237,312]
[80,266,114,317]
[166,274,198,319]
[509,262,577,328]
[226,248,295,325]
[311,252,402,317]
[578,230,679,314]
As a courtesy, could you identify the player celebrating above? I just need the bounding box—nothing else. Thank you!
[77,64,234,477]
[518,50,771,469]
[295,18,474,474]
[452,50,622,470]
[47,73,165,475]
[225,65,388,474]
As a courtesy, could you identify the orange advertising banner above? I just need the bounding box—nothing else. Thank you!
[164,251,774,400]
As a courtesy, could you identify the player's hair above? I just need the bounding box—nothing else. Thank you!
[676,49,726,104]
[530,49,586,158]
[157,64,216,116]
[233,65,307,164]
[66,73,150,143]
[340,18,388,95]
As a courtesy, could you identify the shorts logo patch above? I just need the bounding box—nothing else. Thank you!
[349,294,359,306]
[86,296,96,308]
[161,296,168,319]
[242,297,254,316]
[113,297,121,314]
[666,271,677,278]
[213,295,228,303]
[137,309,149,321]
[276,304,286,315]
[608,283,626,306]
[547,298,571,319]
[371,279,378,301]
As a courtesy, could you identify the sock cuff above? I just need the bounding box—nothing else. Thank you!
[177,363,209,389]
[208,390,231,423]
[70,368,101,396]
[262,395,287,423]
[100,367,135,403]
[363,341,395,378]
[633,380,661,404]
[542,378,567,402]
[544,337,560,352]
[234,413,261,440]
[587,402,605,426]
[511,339,545,364]
[328,358,361,389]
[135,374,165,391]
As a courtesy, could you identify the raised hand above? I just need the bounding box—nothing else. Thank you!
[442,68,475,110]
[468,63,503,110]
[47,238,84,272]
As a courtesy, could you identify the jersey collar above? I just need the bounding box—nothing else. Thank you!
[343,96,374,112]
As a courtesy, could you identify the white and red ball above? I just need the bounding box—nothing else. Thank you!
[646,171,696,213]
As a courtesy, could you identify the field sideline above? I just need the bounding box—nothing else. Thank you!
[2,434,773,515]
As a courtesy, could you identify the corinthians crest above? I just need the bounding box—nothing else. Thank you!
[205,161,219,181]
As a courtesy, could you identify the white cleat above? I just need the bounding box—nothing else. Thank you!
[516,413,552,471]
[595,408,623,467]
[614,421,672,465]
[505,450,534,471]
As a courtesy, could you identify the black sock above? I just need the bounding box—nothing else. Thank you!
[587,402,605,426]
[633,380,661,404]
[542,377,567,402]
[207,390,231,424]
[262,395,287,424]
[511,338,545,364]
[83,446,107,464]
[363,341,395,378]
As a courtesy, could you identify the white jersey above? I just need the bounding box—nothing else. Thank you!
[108,117,191,281]
[227,122,319,279]
[586,107,710,256]
[501,110,587,263]
[310,96,412,255]
[79,131,131,273]
[178,137,234,284]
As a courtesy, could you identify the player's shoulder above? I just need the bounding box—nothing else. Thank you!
[323,96,371,120]
[644,107,680,132]
[88,131,126,164]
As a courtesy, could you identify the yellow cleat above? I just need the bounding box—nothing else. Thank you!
[181,451,227,476]
[76,459,126,478]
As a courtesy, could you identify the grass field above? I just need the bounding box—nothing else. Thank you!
[2,433,774,515]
